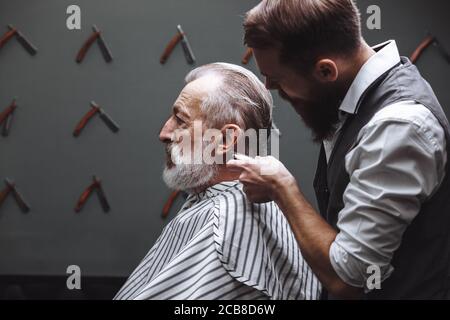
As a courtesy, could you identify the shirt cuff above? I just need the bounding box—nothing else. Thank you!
[329,240,394,293]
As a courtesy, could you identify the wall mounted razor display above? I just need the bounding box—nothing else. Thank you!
[0,178,31,213]
[0,98,18,137]
[75,175,110,213]
[73,101,120,137]
[0,25,37,56]
[160,24,196,65]
[161,190,181,219]
[76,25,113,63]
[410,34,450,65]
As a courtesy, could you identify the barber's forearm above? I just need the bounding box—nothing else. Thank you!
[273,179,363,298]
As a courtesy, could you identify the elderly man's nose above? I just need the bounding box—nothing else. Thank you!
[159,119,174,143]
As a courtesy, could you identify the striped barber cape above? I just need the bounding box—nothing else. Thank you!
[114,181,321,300]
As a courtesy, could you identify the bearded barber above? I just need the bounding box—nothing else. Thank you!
[228,0,450,299]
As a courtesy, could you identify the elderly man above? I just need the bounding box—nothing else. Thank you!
[114,63,320,300]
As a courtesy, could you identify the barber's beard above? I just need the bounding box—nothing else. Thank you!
[279,85,342,143]
[162,142,218,193]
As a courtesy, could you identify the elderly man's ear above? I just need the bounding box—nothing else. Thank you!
[216,124,242,156]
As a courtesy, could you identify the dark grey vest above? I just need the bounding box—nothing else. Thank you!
[314,57,450,299]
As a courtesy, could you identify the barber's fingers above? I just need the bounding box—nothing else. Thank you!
[226,159,246,173]
[235,154,265,165]
[242,181,257,194]
[234,153,276,165]
[242,182,272,203]
[233,153,255,162]
[226,155,254,172]
[227,153,258,170]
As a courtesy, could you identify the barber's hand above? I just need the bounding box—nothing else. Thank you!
[227,154,296,203]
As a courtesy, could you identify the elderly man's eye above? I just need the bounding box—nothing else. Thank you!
[175,115,185,125]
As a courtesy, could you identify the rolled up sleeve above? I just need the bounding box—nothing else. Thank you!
[329,104,447,291]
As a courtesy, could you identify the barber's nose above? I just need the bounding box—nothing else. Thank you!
[159,118,174,143]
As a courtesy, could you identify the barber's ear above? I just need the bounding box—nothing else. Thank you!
[216,124,242,156]
[313,59,338,82]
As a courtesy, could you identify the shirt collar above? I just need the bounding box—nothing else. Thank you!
[188,180,241,202]
[339,40,401,115]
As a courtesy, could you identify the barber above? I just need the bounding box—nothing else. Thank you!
[228,0,450,299]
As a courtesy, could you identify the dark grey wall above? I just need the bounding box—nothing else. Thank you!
[0,0,449,278]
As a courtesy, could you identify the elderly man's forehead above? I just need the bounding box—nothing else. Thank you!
[174,75,222,113]
[173,89,201,116]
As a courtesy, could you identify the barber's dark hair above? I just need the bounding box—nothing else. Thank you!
[244,0,362,73]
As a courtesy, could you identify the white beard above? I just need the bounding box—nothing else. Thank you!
[162,142,218,193]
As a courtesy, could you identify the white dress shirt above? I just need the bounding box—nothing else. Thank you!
[115,181,321,300]
[325,40,448,291]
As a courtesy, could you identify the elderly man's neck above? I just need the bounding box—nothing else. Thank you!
[190,165,240,194]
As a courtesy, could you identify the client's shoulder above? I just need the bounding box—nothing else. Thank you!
[213,181,282,215]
